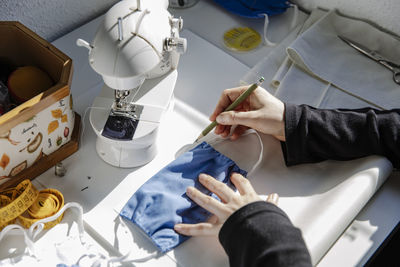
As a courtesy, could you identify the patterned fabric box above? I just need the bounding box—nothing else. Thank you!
[0,22,80,189]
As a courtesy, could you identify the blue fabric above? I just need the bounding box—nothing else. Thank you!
[120,142,247,253]
[213,0,291,18]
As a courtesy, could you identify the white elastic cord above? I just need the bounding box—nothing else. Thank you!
[176,128,263,175]
[0,203,85,260]
[29,202,84,241]
[0,224,36,256]
[0,202,135,266]
[262,14,277,46]
[174,132,225,158]
[238,129,264,176]
[107,209,159,265]
[262,3,298,47]
[290,4,299,30]
[201,129,264,175]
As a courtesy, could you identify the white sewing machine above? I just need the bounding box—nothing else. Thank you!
[77,0,186,167]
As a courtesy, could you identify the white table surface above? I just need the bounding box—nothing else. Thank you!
[2,1,400,266]
[169,3,400,266]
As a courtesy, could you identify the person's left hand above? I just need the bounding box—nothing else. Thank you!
[174,173,279,236]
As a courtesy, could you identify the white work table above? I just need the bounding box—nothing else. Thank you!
[3,1,400,266]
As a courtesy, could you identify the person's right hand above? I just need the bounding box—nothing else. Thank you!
[210,86,286,141]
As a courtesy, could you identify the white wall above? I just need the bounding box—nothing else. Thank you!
[0,0,119,41]
[293,0,400,36]
[1,0,399,41]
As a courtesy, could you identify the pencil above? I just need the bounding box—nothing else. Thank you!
[195,77,265,142]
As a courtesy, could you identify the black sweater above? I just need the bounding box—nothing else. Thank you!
[282,104,400,168]
[219,104,400,267]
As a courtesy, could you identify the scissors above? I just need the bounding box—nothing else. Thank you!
[338,35,400,85]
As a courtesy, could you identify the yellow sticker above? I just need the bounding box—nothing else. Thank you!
[223,27,261,52]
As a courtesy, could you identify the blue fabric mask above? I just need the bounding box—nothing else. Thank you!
[213,0,291,18]
[212,0,298,46]
[120,141,247,253]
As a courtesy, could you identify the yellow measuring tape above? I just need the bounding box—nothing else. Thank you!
[0,180,64,230]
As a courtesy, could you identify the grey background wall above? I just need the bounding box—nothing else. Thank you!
[0,0,399,41]
[0,0,119,41]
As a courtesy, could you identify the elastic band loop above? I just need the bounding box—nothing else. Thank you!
[175,130,264,175]
[206,129,264,175]
[262,14,277,46]
[0,202,134,265]
[0,224,36,256]
[290,4,299,30]
[111,211,159,264]
[28,202,84,241]
[245,129,264,176]
[237,129,264,175]
[174,132,229,158]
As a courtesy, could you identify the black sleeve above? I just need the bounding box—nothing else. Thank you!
[281,103,400,168]
[219,201,312,267]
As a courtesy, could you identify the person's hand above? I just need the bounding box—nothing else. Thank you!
[210,86,285,141]
[174,173,279,236]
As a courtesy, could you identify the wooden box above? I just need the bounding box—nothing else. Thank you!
[0,21,81,190]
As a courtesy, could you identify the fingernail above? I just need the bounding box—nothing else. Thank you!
[199,173,207,181]
[186,187,194,195]
[216,114,227,124]
[230,172,238,179]
[267,193,279,205]
[174,225,182,231]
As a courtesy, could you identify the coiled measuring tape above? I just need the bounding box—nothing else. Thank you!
[0,180,64,230]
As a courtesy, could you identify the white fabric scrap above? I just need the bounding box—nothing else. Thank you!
[287,10,400,109]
